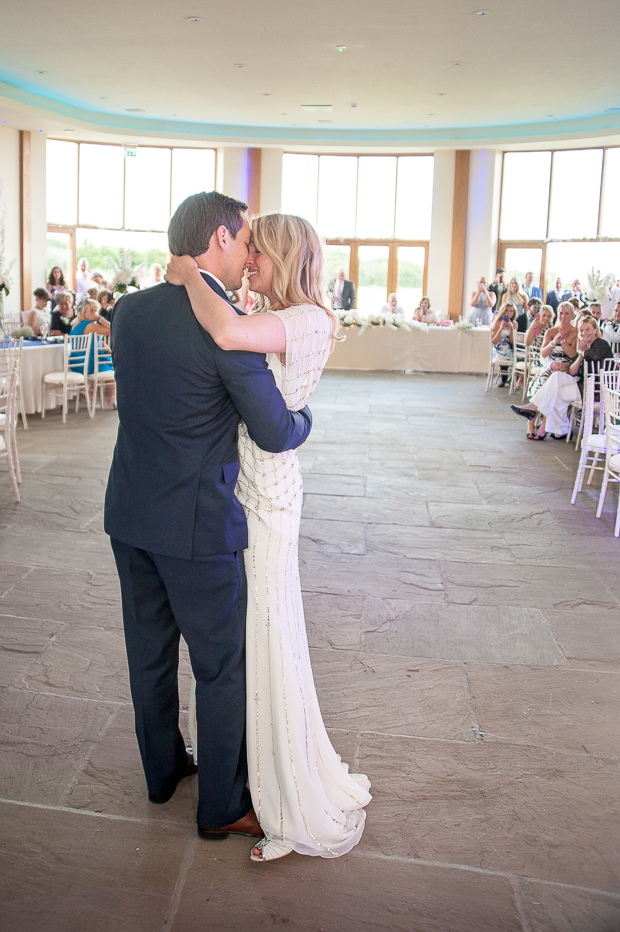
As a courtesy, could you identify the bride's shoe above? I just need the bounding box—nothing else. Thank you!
[250,837,293,863]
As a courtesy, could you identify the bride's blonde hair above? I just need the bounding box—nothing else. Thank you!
[251,213,342,344]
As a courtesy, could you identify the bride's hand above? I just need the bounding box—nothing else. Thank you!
[165,255,200,286]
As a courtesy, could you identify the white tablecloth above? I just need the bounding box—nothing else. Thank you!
[326,326,491,373]
[20,344,65,414]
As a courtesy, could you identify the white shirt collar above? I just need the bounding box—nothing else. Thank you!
[200,270,226,293]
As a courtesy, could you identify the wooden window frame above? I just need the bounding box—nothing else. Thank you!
[326,238,429,304]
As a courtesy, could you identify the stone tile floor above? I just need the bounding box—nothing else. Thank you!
[0,370,618,932]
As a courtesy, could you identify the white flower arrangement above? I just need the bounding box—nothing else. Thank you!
[455,320,473,330]
[11,326,34,339]
[586,268,615,305]
[108,249,146,293]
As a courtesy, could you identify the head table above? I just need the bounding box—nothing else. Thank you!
[326,325,491,373]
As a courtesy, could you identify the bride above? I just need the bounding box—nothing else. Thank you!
[167,213,371,863]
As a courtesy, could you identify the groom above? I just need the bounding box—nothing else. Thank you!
[104,191,312,836]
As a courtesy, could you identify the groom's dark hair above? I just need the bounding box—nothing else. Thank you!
[168,191,248,257]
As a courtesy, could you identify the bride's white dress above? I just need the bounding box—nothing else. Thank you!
[190,304,371,858]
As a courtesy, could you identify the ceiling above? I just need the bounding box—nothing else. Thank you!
[1,0,619,146]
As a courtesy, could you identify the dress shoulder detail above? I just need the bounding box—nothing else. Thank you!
[269,305,333,411]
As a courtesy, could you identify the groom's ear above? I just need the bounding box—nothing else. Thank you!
[214,225,231,252]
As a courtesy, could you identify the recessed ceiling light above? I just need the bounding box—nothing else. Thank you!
[234,63,246,68]
[351,103,357,108]
[318,119,333,123]
[36,70,47,74]
[452,61,463,66]
[63,128,76,133]
[473,9,490,15]
[126,108,145,113]
[186,16,202,21]
[437,92,446,96]
[302,104,334,112]
[548,114,554,117]
[427,113,434,116]
[336,45,347,52]
[99,96,107,100]
[261,93,271,96]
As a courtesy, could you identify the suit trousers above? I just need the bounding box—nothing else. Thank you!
[110,538,252,828]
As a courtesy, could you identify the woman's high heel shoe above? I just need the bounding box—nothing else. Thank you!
[250,837,293,863]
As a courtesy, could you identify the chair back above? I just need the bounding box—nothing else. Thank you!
[67,333,93,377]
[604,387,620,450]
[0,337,23,376]
[581,372,597,440]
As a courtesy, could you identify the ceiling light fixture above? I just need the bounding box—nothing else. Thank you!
[336,45,347,52]
[351,103,357,108]
[36,70,47,74]
[473,9,490,15]
[99,96,107,100]
[234,63,246,68]
[261,93,271,96]
[302,104,334,112]
[452,61,463,66]
[126,108,145,113]
[318,119,333,123]
[437,92,446,96]
[186,16,202,21]
[63,128,76,133]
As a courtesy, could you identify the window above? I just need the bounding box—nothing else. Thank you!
[600,148,620,238]
[281,153,318,225]
[397,246,426,313]
[171,148,217,216]
[317,156,357,238]
[548,149,603,239]
[357,246,390,315]
[124,146,172,232]
[79,144,125,228]
[395,156,434,240]
[500,151,551,240]
[356,157,396,239]
[46,140,78,226]
[323,245,351,284]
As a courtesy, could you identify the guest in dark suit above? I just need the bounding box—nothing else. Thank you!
[546,278,571,311]
[330,267,356,311]
[104,191,312,836]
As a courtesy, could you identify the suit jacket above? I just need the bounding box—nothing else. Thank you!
[330,279,356,311]
[522,284,543,300]
[546,289,571,310]
[104,274,312,559]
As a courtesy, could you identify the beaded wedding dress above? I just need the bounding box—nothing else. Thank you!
[190,304,371,859]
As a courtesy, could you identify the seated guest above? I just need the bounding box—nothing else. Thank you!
[568,297,581,313]
[97,290,116,321]
[329,267,356,311]
[502,277,528,329]
[491,302,517,385]
[22,288,50,335]
[601,302,620,345]
[525,304,554,346]
[522,271,543,300]
[70,299,115,404]
[50,291,76,335]
[414,296,438,324]
[381,293,404,317]
[469,276,495,326]
[46,267,66,307]
[588,301,603,323]
[140,263,164,289]
[567,315,613,389]
[510,302,578,439]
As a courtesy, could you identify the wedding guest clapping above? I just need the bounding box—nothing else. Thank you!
[414,296,438,324]
[502,277,528,331]
[525,304,554,346]
[491,302,517,385]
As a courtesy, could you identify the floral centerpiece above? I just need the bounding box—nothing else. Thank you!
[108,249,146,294]
[586,268,615,305]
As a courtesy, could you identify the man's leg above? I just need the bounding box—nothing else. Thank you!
[110,539,188,797]
[153,549,252,829]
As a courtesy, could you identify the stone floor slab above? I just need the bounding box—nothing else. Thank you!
[312,649,473,740]
[300,517,366,554]
[0,567,122,629]
[0,614,61,687]
[172,842,523,932]
[466,665,620,758]
[303,592,364,650]
[359,732,619,889]
[0,801,189,932]
[367,523,514,564]
[518,880,620,932]
[299,551,445,601]
[362,599,567,665]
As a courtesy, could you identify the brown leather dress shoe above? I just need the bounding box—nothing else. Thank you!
[148,749,197,804]
[197,808,263,840]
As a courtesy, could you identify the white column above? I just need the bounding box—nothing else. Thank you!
[426,149,455,316]
[0,126,21,318]
[30,133,47,293]
[260,148,283,214]
[463,149,502,318]
[215,147,250,203]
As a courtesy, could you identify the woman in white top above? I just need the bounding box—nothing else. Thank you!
[166,214,371,864]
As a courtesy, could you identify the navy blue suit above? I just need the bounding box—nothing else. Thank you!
[104,274,312,827]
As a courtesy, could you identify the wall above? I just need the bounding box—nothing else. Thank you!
[0,126,21,317]
[30,133,47,292]
[260,148,283,214]
[426,149,455,316]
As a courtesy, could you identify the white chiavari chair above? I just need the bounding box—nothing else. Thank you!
[595,386,620,534]
[0,336,27,429]
[570,373,620,504]
[88,334,115,411]
[0,366,21,501]
[41,333,93,423]
[508,332,527,394]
